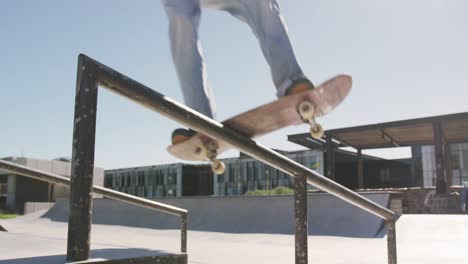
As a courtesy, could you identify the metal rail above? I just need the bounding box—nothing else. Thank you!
[0,160,188,252]
[69,54,397,263]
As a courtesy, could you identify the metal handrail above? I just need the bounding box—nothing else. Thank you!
[69,54,397,263]
[92,54,394,219]
[0,159,188,253]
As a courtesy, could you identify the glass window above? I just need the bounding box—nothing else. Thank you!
[229,166,235,182]
[131,174,137,186]
[104,175,113,188]
[218,173,225,183]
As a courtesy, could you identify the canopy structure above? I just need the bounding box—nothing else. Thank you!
[288,112,468,190]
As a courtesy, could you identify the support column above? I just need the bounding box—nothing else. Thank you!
[6,174,16,209]
[294,174,308,264]
[444,143,453,187]
[357,148,364,189]
[326,135,336,181]
[433,122,448,194]
[411,146,424,187]
[213,168,219,196]
[176,166,182,197]
[67,56,99,261]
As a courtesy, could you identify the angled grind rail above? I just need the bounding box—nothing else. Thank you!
[69,54,397,263]
[0,160,188,254]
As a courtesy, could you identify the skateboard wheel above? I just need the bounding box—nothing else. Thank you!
[194,144,208,159]
[298,101,315,121]
[310,124,324,139]
[211,160,226,175]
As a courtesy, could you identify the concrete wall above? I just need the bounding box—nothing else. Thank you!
[358,187,463,214]
[401,187,461,214]
[44,192,391,238]
[24,202,54,214]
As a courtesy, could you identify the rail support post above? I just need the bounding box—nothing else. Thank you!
[67,55,99,261]
[294,174,308,264]
[181,212,188,253]
[386,219,397,264]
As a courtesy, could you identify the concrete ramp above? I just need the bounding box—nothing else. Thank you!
[43,192,390,238]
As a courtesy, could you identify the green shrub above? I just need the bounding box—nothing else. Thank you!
[245,189,269,195]
[0,214,17,219]
[245,186,294,196]
[270,186,294,195]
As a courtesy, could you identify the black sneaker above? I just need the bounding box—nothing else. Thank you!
[171,128,196,144]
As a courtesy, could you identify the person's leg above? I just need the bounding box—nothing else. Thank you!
[202,0,313,97]
[162,0,216,119]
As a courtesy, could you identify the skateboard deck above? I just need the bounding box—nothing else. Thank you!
[167,74,352,172]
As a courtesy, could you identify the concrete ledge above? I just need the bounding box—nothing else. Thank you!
[24,202,54,214]
[428,194,460,214]
[45,193,391,238]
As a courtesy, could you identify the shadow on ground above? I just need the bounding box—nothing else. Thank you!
[0,248,172,264]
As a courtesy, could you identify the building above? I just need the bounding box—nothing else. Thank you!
[214,149,323,196]
[103,112,468,201]
[414,143,468,187]
[289,112,468,192]
[104,163,213,198]
[103,149,389,198]
[102,147,407,199]
[104,149,327,198]
[0,157,104,213]
[7,112,467,212]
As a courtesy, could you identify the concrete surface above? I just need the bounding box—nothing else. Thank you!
[0,211,185,264]
[1,210,467,263]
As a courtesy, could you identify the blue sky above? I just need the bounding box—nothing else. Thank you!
[1,0,467,169]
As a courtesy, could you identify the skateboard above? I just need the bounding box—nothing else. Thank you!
[167,74,352,174]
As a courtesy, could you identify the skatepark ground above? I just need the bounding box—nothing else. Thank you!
[0,195,467,264]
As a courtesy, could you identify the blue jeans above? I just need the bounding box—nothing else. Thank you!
[162,0,306,118]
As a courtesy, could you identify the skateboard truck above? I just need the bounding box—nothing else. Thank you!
[194,141,226,174]
[297,101,324,139]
